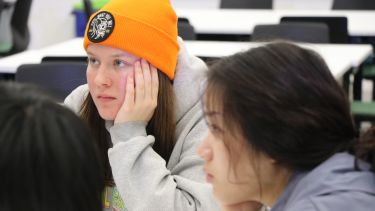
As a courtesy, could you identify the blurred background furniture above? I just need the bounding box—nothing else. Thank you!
[41,56,87,63]
[0,38,372,77]
[351,100,375,131]
[177,17,196,40]
[15,62,87,101]
[280,16,349,44]
[350,56,375,131]
[252,22,329,43]
[0,0,32,57]
[332,0,375,10]
[83,0,94,20]
[220,0,272,9]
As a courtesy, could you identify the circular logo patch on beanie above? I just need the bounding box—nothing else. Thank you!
[87,11,115,43]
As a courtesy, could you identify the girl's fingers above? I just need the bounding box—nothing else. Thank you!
[150,65,159,101]
[134,60,145,103]
[115,61,158,124]
[141,59,152,101]
[123,72,135,109]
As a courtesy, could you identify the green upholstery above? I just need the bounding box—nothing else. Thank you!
[352,101,375,116]
[363,64,375,78]
[351,101,375,130]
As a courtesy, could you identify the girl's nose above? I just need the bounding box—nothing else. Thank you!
[94,65,111,87]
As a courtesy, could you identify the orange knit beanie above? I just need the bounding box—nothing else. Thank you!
[83,0,179,80]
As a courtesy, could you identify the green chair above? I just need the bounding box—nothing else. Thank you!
[350,55,375,131]
[362,63,375,100]
[351,101,375,127]
[0,0,32,57]
[351,56,375,100]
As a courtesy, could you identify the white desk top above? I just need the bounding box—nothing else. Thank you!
[0,38,372,79]
[186,41,373,78]
[176,9,375,37]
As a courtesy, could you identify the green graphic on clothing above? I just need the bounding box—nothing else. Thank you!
[103,186,127,211]
[112,187,126,211]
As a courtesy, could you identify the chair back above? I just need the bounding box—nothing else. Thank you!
[280,16,349,43]
[83,0,94,20]
[15,62,87,101]
[252,22,330,43]
[178,18,196,40]
[220,0,272,9]
[0,0,32,56]
[333,0,375,10]
[41,56,88,63]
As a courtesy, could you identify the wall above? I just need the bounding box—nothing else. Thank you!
[28,0,79,49]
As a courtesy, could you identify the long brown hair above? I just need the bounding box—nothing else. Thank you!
[80,71,176,184]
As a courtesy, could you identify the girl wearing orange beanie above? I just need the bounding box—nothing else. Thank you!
[64,0,218,210]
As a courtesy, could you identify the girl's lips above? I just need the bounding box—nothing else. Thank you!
[98,95,116,102]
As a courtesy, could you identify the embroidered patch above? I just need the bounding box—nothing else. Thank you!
[87,11,115,43]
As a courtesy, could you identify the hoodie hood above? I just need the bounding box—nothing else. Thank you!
[271,152,375,211]
[173,37,207,122]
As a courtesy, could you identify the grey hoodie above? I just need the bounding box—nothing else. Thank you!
[271,152,375,211]
[64,38,219,211]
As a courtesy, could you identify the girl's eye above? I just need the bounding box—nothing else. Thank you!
[88,57,99,66]
[114,59,128,68]
[204,117,224,136]
[208,123,224,135]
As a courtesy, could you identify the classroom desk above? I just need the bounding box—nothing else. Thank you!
[0,38,372,79]
[176,9,375,37]
[186,41,373,78]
